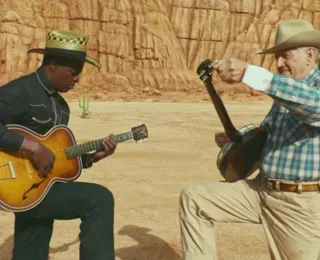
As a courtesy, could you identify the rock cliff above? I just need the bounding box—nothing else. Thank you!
[0,0,317,101]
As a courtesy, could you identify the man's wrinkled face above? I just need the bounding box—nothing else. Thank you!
[51,59,84,93]
[274,47,317,79]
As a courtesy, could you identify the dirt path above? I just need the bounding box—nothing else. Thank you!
[0,101,274,260]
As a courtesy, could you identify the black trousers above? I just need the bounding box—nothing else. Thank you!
[11,182,115,260]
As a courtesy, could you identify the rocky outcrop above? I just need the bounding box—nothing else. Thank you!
[0,0,318,100]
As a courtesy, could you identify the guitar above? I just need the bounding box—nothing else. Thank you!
[197,59,267,182]
[0,123,148,212]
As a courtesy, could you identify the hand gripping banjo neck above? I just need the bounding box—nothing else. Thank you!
[196,59,242,142]
[196,59,267,182]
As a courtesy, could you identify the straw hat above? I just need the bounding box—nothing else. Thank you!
[256,19,320,54]
[28,29,101,68]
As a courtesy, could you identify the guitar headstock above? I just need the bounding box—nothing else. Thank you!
[131,123,148,143]
[196,59,220,83]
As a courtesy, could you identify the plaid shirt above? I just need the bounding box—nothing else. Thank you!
[259,66,320,181]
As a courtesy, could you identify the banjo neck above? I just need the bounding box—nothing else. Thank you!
[197,59,242,142]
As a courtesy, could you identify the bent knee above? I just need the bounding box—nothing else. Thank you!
[179,184,201,204]
[179,184,205,220]
[88,183,114,208]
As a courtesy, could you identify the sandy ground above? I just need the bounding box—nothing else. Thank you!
[0,100,275,260]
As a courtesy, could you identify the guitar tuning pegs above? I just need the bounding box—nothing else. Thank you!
[211,59,220,69]
[197,70,205,79]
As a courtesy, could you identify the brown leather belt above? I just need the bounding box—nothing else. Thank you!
[264,178,320,193]
[268,181,320,193]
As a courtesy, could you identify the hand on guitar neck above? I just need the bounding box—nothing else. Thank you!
[86,135,117,164]
[20,138,55,178]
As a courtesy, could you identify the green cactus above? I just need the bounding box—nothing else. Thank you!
[79,88,91,118]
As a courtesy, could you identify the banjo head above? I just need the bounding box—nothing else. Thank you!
[216,124,267,182]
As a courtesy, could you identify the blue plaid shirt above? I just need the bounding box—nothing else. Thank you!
[257,66,320,181]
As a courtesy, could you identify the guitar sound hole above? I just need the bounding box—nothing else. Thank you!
[22,178,46,201]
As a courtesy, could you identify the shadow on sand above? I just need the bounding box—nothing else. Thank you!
[116,225,181,260]
[0,225,181,260]
[0,234,78,260]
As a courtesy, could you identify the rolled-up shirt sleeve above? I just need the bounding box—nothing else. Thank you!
[0,84,29,152]
[242,65,320,126]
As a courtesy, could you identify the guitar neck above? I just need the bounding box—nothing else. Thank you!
[65,131,133,159]
[204,79,242,142]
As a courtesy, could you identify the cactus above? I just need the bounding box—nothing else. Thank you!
[79,88,91,118]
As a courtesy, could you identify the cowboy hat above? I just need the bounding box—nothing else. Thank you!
[28,29,101,68]
[256,19,320,54]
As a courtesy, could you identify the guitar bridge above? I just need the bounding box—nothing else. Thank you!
[0,161,17,180]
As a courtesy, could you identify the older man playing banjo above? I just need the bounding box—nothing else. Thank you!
[179,19,320,260]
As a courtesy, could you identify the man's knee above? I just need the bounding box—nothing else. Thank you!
[179,182,224,219]
[180,185,195,203]
[179,183,203,204]
[179,184,202,218]
[86,183,114,210]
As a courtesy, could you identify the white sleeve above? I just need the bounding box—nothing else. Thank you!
[241,65,274,92]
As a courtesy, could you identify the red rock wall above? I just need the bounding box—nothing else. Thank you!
[0,0,317,100]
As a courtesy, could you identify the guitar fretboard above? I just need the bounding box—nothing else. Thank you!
[65,131,133,159]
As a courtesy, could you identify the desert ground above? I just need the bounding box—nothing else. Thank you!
[0,100,275,260]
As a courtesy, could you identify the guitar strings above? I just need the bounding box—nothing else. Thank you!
[0,139,118,169]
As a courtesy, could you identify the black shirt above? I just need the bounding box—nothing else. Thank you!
[0,66,91,168]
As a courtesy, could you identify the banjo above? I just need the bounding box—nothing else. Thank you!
[196,59,268,182]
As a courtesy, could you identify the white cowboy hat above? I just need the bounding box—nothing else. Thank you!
[256,19,320,54]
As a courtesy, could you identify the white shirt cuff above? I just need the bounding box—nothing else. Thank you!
[242,65,274,92]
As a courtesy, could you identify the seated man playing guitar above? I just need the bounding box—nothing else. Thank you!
[0,30,117,260]
[179,19,320,260]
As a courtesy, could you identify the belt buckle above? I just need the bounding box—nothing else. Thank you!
[262,175,281,192]
[262,175,273,190]
[266,180,273,190]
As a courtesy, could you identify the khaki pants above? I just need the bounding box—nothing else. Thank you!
[179,173,320,260]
